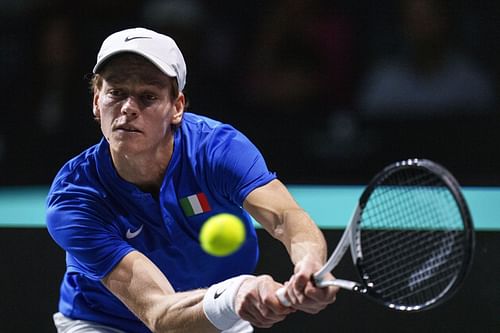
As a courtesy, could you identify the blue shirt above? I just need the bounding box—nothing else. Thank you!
[46,113,276,333]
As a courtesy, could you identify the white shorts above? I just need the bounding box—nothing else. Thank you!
[53,312,127,333]
[53,312,252,333]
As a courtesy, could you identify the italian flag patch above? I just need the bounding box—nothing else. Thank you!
[180,192,212,217]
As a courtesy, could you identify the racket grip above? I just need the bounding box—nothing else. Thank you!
[275,287,291,307]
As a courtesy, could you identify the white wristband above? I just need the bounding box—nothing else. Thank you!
[203,275,253,331]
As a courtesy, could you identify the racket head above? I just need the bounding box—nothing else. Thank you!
[352,159,474,311]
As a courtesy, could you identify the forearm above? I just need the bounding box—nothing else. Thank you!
[146,290,215,333]
[102,251,217,333]
[244,180,338,312]
[243,179,327,265]
[278,208,327,266]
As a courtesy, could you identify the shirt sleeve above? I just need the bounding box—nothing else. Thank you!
[46,187,134,281]
[204,124,276,205]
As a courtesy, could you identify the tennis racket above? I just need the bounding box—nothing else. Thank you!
[277,158,474,311]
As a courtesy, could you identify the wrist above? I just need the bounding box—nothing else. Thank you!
[202,275,253,331]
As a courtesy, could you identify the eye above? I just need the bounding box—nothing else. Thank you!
[109,89,123,97]
[143,94,157,101]
[140,93,159,105]
[105,87,126,100]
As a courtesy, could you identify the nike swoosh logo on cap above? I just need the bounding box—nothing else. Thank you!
[126,225,144,239]
[124,36,153,42]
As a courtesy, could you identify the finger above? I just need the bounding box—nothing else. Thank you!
[292,272,310,295]
[293,303,327,314]
[289,275,315,304]
[240,301,288,328]
[256,299,290,320]
[264,292,296,315]
[278,276,296,308]
[239,285,292,326]
[292,286,339,314]
[285,276,300,305]
[259,281,296,316]
[239,308,274,328]
[303,283,338,303]
[238,298,271,327]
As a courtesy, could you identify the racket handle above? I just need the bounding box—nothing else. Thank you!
[276,287,291,307]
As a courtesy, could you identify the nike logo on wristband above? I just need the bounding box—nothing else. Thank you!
[126,225,144,239]
[214,288,226,299]
[124,36,152,42]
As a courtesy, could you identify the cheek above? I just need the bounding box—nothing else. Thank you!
[151,105,174,127]
[98,112,114,138]
[99,95,116,109]
[150,117,171,137]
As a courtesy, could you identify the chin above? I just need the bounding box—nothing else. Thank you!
[109,139,144,155]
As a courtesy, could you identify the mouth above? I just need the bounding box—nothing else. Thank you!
[114,124,142,133]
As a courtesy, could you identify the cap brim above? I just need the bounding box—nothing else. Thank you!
[93,49,178,79]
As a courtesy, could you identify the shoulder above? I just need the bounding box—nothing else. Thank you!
[46,141,119,243]
[180,112,253,150]
[181,112,234,135]
[47,140,107,205]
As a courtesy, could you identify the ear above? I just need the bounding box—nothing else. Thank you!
[171,92,185,125]
[93,91,100,118]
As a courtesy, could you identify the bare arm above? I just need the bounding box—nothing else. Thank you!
[102,250,291,332]
[101,251,217,333]
[244,179,338,313]
[243,179,327,265]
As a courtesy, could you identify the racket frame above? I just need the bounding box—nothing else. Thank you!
[313,159,475,311]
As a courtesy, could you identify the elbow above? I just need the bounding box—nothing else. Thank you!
[270,207,305,241]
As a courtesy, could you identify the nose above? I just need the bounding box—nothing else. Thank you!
[121,96,139,116]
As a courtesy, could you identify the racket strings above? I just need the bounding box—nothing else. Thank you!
[362,219,464,270]
[374,247,465,295]
[363,172,462,230]
[362,232,465,304]
[358,168,467,308]
[363,231,464,279]
[362,223,459,261]
[389,267,460,304]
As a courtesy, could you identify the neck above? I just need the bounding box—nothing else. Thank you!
[111,135,174,196]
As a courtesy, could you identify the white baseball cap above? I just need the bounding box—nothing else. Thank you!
[93,27,187,91]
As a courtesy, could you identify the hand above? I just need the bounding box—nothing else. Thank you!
[234,275,295,328]
[283,255,339,314]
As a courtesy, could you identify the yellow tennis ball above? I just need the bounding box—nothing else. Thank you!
[199,213,246,256]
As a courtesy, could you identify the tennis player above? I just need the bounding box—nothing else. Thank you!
[46,27,338,333]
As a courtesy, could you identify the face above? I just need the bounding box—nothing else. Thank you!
[93,54,184,158]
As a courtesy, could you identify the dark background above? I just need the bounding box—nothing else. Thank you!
[1,0,499,332]
[1,0,499,186]
[0,229,498,332]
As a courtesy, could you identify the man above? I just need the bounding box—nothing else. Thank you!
[47,27,338,333]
